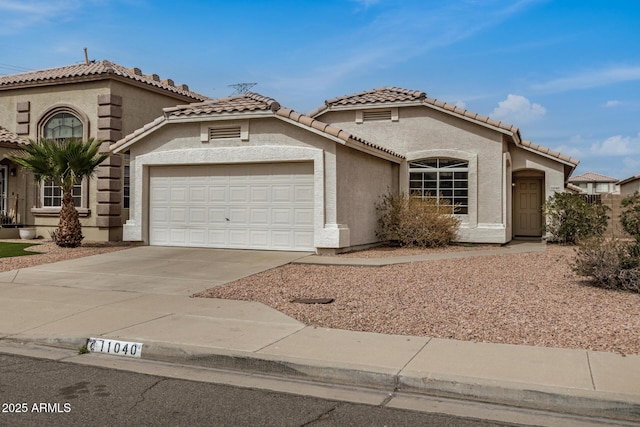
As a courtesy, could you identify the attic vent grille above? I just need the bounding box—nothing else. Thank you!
[210,126,241,139]
[363,109,392,122]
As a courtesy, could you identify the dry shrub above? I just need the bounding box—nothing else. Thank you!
[572,238,640,293]
[376,191,460,247]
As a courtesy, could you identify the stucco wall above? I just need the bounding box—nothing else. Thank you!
[319,106,509,242]
[621,180,640,196]
[123,116,401,250]
[0,80,199,240]
[335,144,399,247]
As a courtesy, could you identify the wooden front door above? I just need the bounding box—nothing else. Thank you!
[514,179,542,236]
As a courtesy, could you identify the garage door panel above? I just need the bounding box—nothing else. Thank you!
[189,186,207,202]
[208,229,227,245]
[294,231,314,248]
[251,186,269,202]
[229,230,248,246]
[188,207,207,224]
[230,186,249,202]
[188,229,207,245]
[272,186,292,202]
[249,230,269,247]
[250,208,269,225]
[208,207,228,224]
[169,207,187,224]
[294,208,314,226]
[150,163,314,250]
[294,185,313,202]
[209,187,227,203]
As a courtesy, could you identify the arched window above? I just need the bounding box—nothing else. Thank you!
[409,158,468,214]
[43,112,83,141]
[41,112,83,207]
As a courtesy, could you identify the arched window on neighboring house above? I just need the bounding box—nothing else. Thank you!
[38,110,86,209]
[409,158,469,214]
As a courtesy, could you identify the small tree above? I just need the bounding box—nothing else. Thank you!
[376,191,460,247]
[620,192,640,241]
[542,192,609,244]
[8,138,108,248]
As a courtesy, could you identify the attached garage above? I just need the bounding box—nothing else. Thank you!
[148,162,315,251]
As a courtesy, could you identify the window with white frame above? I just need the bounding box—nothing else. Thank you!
[41,112,83,208]
[409,158,469,214]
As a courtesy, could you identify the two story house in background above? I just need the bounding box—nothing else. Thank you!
[0,60,207,240]
[2,61,579,252]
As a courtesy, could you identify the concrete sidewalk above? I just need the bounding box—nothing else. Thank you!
[0,245,639,423]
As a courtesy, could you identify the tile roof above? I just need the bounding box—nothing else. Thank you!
[164,93,280,117]
[618,173,640,186]
[0,60,207,101]
[520,140,579,167]
[113,92,404,160]
[311,86,521,135]
[0,126,28,145]
[312,87,580,168]
[568,172,618,183]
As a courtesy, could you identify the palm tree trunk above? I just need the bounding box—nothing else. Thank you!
[55,191,83,248]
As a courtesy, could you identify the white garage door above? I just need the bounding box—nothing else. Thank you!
[149,163,314,251]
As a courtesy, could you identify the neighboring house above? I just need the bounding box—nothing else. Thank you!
[112,87,579,253]
[568,172,619,195]
[0,59,207,240]
[0,126,28,225]
[618,173,640,196]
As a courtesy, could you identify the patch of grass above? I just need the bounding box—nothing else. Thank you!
[0,242,42,258]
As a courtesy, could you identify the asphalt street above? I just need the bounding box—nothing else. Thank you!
[0,352,516,427]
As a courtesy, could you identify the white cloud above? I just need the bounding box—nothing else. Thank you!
[490,94,546,124]
[552,144,584,159]
[604,100,621,108]
[533,65,640,93]
[0,0,85,33]
[590,133,640,156]
[454,100,467,109]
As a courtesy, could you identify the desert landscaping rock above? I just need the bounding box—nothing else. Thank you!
[4,240,638,356]
[196,245,640,356]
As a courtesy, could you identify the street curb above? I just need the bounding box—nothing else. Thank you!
[7,336,638,423]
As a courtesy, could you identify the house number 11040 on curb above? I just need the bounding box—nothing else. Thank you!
[87,338,143,358]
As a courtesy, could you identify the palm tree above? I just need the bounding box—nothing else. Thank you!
[8,138,109,247]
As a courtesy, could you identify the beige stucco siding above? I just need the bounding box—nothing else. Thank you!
[621,180,640,196]
[319,106,509,242]
[510,146,567,198]
[335,144,399,247]
[122,115,401,251]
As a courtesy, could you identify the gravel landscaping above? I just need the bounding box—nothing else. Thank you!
[3,238,638,355]
[197,244,640,355]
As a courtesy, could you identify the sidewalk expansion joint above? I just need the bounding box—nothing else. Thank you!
[106,313,175,335]
[252,325,306,353]
[586,351,597,391]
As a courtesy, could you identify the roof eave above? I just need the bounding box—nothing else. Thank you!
[0,73,207,102]
[111,117,168,153]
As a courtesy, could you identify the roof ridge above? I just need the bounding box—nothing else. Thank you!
[275,107,404,159]
[0,59,208,101]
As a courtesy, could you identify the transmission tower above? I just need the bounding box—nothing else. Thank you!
[229,83,257,95]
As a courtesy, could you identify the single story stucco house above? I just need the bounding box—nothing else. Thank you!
[111,87,579,253]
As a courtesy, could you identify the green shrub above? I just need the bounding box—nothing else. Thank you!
[542,192,609,244]
[572,238,640,293]
[375,191,460,247]
[620,192,640,240]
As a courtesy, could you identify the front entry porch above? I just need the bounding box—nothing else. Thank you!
[513,171,544,238]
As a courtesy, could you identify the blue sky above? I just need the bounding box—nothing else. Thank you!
[1,0,639,179]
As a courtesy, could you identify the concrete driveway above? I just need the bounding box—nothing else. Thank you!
[0,246,310,296]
